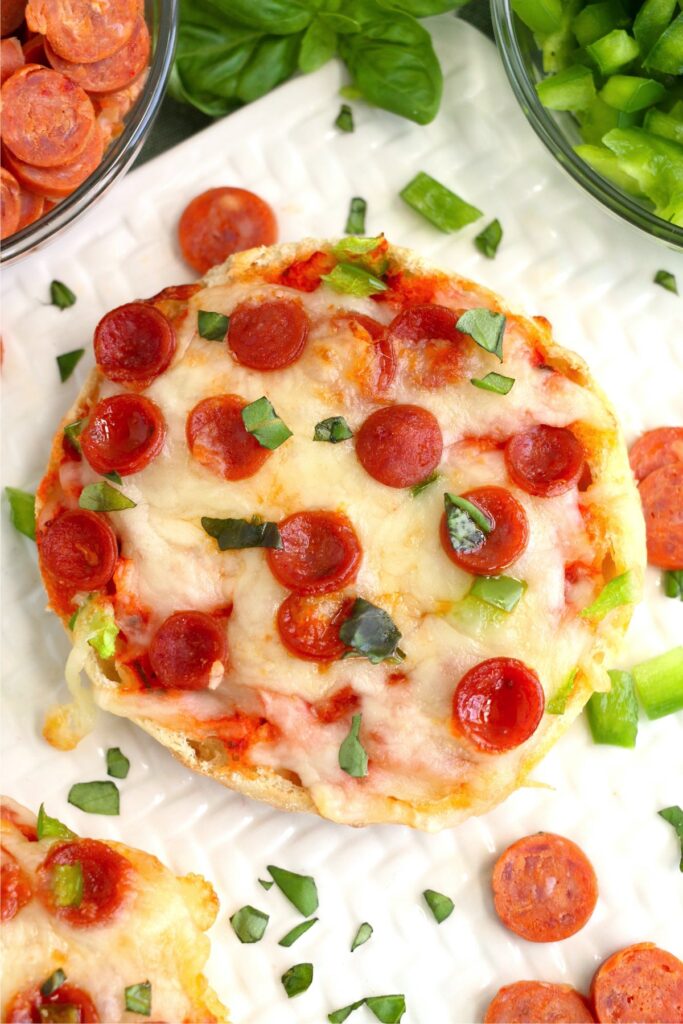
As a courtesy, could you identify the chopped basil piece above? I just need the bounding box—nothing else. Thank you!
[345,196,367,235]
[53,862,83,907]
[281,963,313,998]
[38,1004,80,1023]
[198,310,229,340]
[41,970,67,998]
[365,995,407,1022]
[86,606,119,659]
[267,865,319,916]
[469,574,526,612]
[470,372,514,395]
[474,218,503,258]
[659,805,683,872]
[338,713,368,778]
[201,516,282,551]
[279,917,318,947]
[103,471,123,485]
[5,487,36,541]
[64,419,85,453]
[37,804,76,841]
[106,747,130,779]
[580,569,638,620]
[444,493,491,555]
[654,270,678,294]
[78,481,136,512]
[68,780,120,816]
[546,668,578,715]
[258,878,273,890]
[321,263,388,297]
[328,1002,365,1023]
[50,280,76,310]
[339,598,403,664]
[332,235,383,259]
[314,416,353,443]
[663,570,683,600]
[335,103,355,132]
[56,349,84,383]
[456,309,506,361]
[400,171,482,233]
[241,396,292,450]
[124,981,151,1016]
[586,669,638,746]
[423,889,454,923]
[351,921,373,951]
[230,905,269,943]
[410,471,439,497]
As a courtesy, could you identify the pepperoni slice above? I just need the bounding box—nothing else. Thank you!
[22,34,47,66]
[639,462,683,569]
[26,0,138,63]
[492,833,598,942]
[227,298,309,371]
[178,186,277,275]
[149,611,227,690]
[484,981,595,1023]
[267,511,362,595]
[45,16,149,92]
[629,426,683,481]
[355,404,443,488]
[505,425,585,498]
[1,168,21,240]
[1,847,32,922]
[37,838,132,927]
[312,684,361,723]
[279,250,335,292]
[338,312,396,393]
[277,593,352,662]
[4,123,103,199]
[1,38,25,85]
[591,943,683,1023]
[94,301,176,387]
[39,510,117,590]
[186,395,270,481]
[440,486,529,575]
[5,983,100,1024]
[17,187,44,229]
[1,65,95,167]
[453,657,544,753]
[80,394,166,477]
[1,0,26,37]
[388,302,468,387]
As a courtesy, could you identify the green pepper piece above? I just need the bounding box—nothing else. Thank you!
[512,0,563,34]
[600,75,666,112]
[575,143,646,194]
[644,107,683,143]
[586,669,639,747]
[539,0,582,71]
[587,29,640,74]
[578,96,639,145]
[574,0,630,46]
[634,0,678,54]
[603,127,683,207]
[535,64,596,109]
[644,11,683,72]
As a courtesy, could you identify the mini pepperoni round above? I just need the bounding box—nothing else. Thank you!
[355,404,442,488]
[389,303,461,344]
[37,838,132,927]
[45,16,149,92]
[267,511,362,595]
[639,462,683,569]
[335,312,396,393]
[629,426,683,481]
[4,123,104,199]
[1,847,33,922]
[22,34,47,66]
[484,981,595,1023]
[505,424,585,498]
[440,486,529,575]
[178,187,277,275]
[80,394,166,477]
[94,301,176,387]
[1,65,95,168]
[1,168,21,240]
[227,298,309,371]
[1,38,25,86]
[453,657,544,753]
[26,0,138,63]
[5,983,100,1023]
[388,302,468,386]
[591,943,683,1023]
[186,395,270,482]
[149,611,227,690]
[1,0,26,37]
[277,593,352,662]
[39,510,117,590]
[17,187,44,230]
[492,833,598,942]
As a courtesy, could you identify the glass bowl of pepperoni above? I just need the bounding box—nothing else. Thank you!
[0,0,177,263]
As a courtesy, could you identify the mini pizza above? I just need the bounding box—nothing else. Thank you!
[0,796,228,1023]
[35,237,645,829]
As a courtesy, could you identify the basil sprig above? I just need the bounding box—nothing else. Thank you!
[279,917,318,947]
[659,805,683,871]
[106,747,130,779]
[314,416,353,443]
[230,905,269,943]
[470,372,514,395]
[201,516,282,550]
[37,804,76,841]
[242,396,292,450]
[57,349,85,383]
[345,196,367,235]
[335,103,355,132]
[351,921,373,951]
[474,218,503,258]
[267,865,319,916]
[339,598,403,664]
[41,970,67,997]
[444,493,491,554]
[654,269,678,294]
[5,487,36,540]
[198,310,229,340]
[338,713,368,778]
[282,963,313,998]
[53,863,83,907]
[456,309,506,361]
[50,280,76,310]
[124,981,151,1016]
[79,481,136,512]
[423,888,454,923]
[68,781,120,816]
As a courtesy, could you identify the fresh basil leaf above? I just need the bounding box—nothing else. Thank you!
[546,668,578,715]
[580,569,638,620]
[230,905,269,943]
[41,970,67,997]
[410,471,439,497]
[338,713,369,778]
[400,171,482,231]
[241,396,292,450]
[267,865,319,916]
[68,780,120,816]
[201,516,282,550]
[663,569,683,600]
[320,12,361,32]
[106,747,130,779]
[423,889,454,923]
[299,18,337,73]
[198,310,229,340]
[314,416,353,443]
[470,372,514,395]
[321,263,388,297]
[5,487,36,541]
[78,482,136,512]
[469,575,526,612]
[335,103,355,131]
[474,218,503,258]
[50,280,76,310]
[365,995,407,1022]
[654,269,678,294]
[340,84,363,100]
[339,598,403,664]
[659,805,683,871]
[37,804,76,841]
[213,0,312,34]
[328,1001,365,1023]
[53,863,83,907]
[64,419,85,453]
[333,235,384,258]
[56,349,85,383]
[345,196,367,235]
[378,0,469,11]
[85,606,119,659]
[103,471,123,485]
[259,878,274,890]
[279,917,318,947]
[282,963,313,998]
[456,309,506,361]
[444,492,491,554]
[124,981,151,1016]
[351,921,373,951]
[237,34,301,103]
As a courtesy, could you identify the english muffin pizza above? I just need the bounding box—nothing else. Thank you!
[35,237,645,830]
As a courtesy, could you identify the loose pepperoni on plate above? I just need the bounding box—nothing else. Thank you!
[37,838,132,927]
[94,301,176,386]
[5,983,101,1024]
[492,833,598,942]
[1,168,21,239]
[639,462,683,569]
[26,0,138,63]
[80,393,166,477]
[186,395,270,481]
[149,611,227,690]
[453,657,544,753]
[484,981,595,1023]
[277,593,353,662]
[39,509,117,590]
[178,186,277,275]
[45,16,149,93]
[4,122,103,199]
[356,404,443,488]
[629,426,683,481]
[334,312,396,394]
[1,38,25,85]
[440,486,529,575]
[1,65,95,167]
[505,424,585,498]
[0,847,32,922]
[591,943,683,1023]
[227,298,309,371]
[267,511,362,595]
[17,187,44,229]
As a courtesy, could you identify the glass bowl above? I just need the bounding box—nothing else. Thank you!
[1,0,178,265]
[490,0,683,250]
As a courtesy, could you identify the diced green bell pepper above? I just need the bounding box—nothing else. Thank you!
[587,29,641,73]
[574,0,630,46]
[578,95,640,144]
[603,126,683,208]
[540,0,583,71]
[575,143,646,192]
[536,64,597,109]
[513,0,564,34]
[645,106,683,141]
[644,11,683,71]
[634,0,678,54]
[601,74,667,110]
[586,669,639,747]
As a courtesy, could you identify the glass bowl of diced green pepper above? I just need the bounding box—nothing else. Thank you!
[491,0,683,248]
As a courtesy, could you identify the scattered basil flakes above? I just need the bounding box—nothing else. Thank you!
[106,747,130,779]
[366,995,407,1022]
[56,349,84,383]
[328,1001,366,1023]
[547,668,578,715]
[321,263,388,298]
[68,781,120,816]
[410,471,439,497]
[241,396,292,450]
[279,917,318,947]
[38,1006,80,1023]
[258,878,274,890]
[201,516,282,551]
[664,570,683,600]
[338,713,369,779]
[50,280,76,310]
[267,865,319,917]
[580,569,638,620]
[5,487,36,541]
[37,804,76,841]
[339,598,403,665]
[230,905,269,943]
[351,921,373,951]
[470,372,515,395]
[345,196,367,235]
[103,471,123,485]
[198,310,229,340]
[659,805,683,872]
[41,969,67,997]
[314,416,353,443]
[64,420,84,452]
[85,606,119,660]
[474,218,503,258]
[78,481,136,512]
[469,575,526,612]
[444,493,491,555]
[124,981,151,1016]
[654,269,678,294]
[423,889,454,923]
[335,103,354,132]
[456,309,506,361]
[53,863,83,907]
[281,963,313,999]
[400,171,482,233]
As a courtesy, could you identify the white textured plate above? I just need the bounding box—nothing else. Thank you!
[2,16,682,1024]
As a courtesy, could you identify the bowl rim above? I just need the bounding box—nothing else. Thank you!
[490,0,683,250]
[1,0,179,266]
